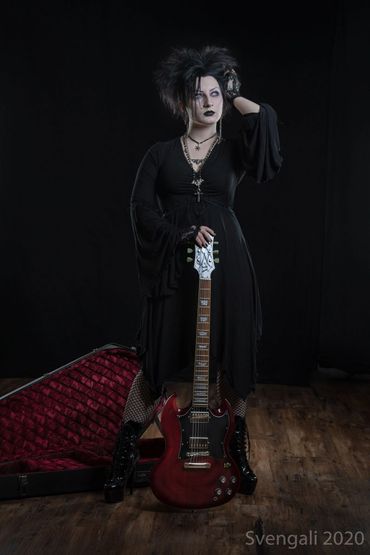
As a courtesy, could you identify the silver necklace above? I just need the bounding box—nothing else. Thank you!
[188,132,218,151]
[181,134,219,202]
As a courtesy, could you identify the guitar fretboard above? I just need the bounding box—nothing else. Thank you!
[192,278,211,407]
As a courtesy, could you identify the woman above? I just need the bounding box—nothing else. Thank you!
[104,45,283,503]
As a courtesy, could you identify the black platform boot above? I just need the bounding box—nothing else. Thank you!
[104,420,145,503]
[230,415,258,495]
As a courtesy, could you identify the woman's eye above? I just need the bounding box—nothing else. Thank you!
[194,90,219,99]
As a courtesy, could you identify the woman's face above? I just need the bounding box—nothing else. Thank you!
[185,75,223,127]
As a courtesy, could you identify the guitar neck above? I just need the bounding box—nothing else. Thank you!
[192,277,211,408]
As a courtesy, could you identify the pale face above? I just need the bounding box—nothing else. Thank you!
[185,75,223,128]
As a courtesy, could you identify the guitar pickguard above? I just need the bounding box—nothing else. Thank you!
[177,408,230,460]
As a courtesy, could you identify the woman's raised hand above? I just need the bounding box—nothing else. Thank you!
[195,226,216,248]
[223,68,241,101]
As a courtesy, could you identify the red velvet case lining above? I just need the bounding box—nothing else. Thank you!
[0,345,163,477]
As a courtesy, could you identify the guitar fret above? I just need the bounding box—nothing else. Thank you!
[191,276,212,410]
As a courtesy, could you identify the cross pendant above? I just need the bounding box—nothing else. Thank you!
[192,176,204,202]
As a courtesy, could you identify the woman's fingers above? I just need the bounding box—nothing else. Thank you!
[196,226,216,247]
[201,226,216,242]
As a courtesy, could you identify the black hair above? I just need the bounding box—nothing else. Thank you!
[153,45,240,122]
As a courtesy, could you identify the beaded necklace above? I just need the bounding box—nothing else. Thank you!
[181,134,220,202]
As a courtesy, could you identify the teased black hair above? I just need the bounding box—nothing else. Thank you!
[153,45,240,121]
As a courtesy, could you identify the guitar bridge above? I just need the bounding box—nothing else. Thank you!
[183,461,211,470]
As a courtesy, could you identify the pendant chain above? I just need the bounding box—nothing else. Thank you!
[188,131,217,149]
[181,134,220,202]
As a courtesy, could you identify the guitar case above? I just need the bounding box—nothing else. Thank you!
[0,343,165,500]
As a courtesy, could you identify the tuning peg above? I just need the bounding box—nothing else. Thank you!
[186,257,193,263]
[213,241,219,245]
[187,247,193,253]
[213,249,219,254]
[214,258,220,263]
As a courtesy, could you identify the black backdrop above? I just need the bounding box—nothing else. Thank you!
[1,2,369,385]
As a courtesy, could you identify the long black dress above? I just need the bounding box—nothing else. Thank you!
[130,102,283,400]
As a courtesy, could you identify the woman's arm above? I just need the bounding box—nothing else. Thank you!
[232,96,261,116]
[223,68,260,115]
[130,143,202,297]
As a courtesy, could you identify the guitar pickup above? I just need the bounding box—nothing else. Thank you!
[189,437,209,450]
[186,451,210,457]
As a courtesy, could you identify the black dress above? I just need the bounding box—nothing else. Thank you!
[130,103,283,400]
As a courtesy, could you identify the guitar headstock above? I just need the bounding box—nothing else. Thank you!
[186,237,220,279]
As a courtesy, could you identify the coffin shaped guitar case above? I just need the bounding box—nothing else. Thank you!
[0,343,165,500]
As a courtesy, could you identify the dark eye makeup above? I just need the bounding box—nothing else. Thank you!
[194,90,220,98]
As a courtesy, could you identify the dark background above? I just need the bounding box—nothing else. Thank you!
[1,2,369,386]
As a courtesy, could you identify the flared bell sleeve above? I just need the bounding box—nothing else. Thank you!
[130,143,199,298]
[235,102,283,183]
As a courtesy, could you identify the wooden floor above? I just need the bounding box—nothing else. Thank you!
[0,369,369,555]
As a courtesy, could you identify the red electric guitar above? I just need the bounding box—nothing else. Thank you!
[150,237,240,509]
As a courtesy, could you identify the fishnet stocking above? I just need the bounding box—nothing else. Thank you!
[122,369,163,426]
[217,370,251,459]
[122,368,247,423]
[121,368,251,459]
[216,370,247,419]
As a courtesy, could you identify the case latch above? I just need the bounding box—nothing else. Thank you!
[17,474,29,497]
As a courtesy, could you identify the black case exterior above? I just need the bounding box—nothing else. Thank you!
[0,454,161,500]
[0,343,164,500]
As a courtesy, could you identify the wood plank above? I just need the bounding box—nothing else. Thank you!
[0,372,369,554]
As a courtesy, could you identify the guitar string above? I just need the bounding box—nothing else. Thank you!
[199,281,206,463]
[195,280,201,464]
[202,272,209,462]
[193,251,212,464]
[197,280,209,463]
